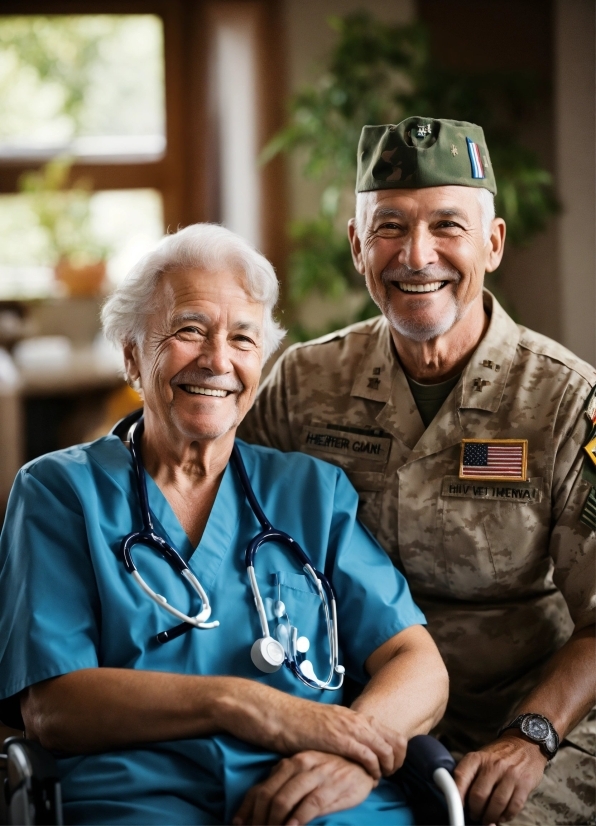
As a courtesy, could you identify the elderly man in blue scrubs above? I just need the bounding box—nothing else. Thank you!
[0,224,448,826]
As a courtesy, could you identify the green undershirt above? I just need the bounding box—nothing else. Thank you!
[405,371,462,428]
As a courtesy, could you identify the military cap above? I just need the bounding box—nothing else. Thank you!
[356,117,497,195]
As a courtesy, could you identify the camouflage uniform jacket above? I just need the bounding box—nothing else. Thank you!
[241,291,596,752]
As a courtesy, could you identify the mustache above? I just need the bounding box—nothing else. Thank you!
[381,263,461,285]
[172,368,243,393]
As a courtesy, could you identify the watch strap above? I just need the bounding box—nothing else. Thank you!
[499,713,560,759]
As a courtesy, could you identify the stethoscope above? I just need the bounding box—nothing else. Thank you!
[117,413,344,691]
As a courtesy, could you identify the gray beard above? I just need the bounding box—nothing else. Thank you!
[379,264,463,342]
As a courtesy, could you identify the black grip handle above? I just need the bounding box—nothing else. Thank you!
[405,734,456,781]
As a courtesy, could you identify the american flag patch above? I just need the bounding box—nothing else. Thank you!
[459,439,528,481]
[466,138,485,179]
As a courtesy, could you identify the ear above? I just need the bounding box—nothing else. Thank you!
[485,218,506,273]
[348,219,366,276]
[123,341,141,387]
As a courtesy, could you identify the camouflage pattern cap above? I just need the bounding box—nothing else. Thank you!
[356,117,497,195]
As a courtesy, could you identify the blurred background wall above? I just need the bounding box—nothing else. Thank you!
[0,0,594,520]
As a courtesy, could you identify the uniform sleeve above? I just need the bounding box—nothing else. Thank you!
[549,384,596,631]
[326,467,426,683]
[0,465,100,718]
[239,347,298,451]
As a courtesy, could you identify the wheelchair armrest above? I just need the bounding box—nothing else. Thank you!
[2,737,63,826]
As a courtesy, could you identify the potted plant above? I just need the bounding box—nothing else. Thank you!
[19,157,109,297]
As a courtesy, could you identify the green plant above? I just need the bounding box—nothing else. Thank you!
[265,14,558,337]
[18,157,108,266]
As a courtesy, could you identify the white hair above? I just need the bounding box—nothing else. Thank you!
[101,223,286,363]
[355,187,496,242]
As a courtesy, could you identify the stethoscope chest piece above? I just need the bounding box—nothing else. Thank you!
[250,636,285,673]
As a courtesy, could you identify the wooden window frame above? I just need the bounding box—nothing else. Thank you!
[0,0,287,277]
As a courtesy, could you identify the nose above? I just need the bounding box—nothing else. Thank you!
[397,225,439,271]
[195,332,232,375]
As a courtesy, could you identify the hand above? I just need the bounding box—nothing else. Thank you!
[233,751,377,826]
[273,703,406,779]
[454,732,547,824]
[222,686,406,779]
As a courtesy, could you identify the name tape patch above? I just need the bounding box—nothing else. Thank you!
[442,476,543,503]
[300,425,391,463]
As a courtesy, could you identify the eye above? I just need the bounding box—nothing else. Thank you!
[435,220,463,231]
[232,333,257,348]
[175,325,204,340]
[375,222,405,237]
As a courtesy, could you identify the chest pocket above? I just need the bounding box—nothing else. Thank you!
[267,571,330,678]
[438,478,550,597]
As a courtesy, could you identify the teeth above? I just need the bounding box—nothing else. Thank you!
[183,385,228,397]
[397,281,445,293]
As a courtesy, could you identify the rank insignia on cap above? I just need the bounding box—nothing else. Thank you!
[459,439,528,481]
[584,435,596,467]
[466,137,485,179]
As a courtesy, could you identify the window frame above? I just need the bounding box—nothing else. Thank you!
[0,0,287,278]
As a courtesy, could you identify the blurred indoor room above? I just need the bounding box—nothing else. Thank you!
[0,0,593,534]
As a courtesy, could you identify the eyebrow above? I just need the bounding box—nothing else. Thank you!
[429,207,470,222]
[371,207,409,223]
[171,311,212,326]
[370,206,471,224]
[171,312,262,337]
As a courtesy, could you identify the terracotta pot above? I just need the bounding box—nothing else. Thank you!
[54,259,106,297]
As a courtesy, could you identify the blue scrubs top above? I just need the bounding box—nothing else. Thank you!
[0,435,425,825]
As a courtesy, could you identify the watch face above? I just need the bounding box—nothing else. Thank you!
[523,716,550,741]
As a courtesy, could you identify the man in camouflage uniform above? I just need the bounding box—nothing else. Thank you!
[241,118,596,825]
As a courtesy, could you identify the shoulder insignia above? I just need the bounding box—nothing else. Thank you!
[584,435,596,468]
[580,486,596,531]
[586,386,596,425]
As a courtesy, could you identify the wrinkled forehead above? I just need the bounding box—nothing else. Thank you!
[360,185,484,226]
[150,267,263,329]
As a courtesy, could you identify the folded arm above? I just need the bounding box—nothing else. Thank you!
[235,624,449,825]
[22,668,397,778]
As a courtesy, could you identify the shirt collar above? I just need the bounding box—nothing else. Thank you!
[348,289,519,453]
[458,290,519,414]
[350,315,394,402]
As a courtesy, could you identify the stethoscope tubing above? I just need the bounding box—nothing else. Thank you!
[119,415,342,688]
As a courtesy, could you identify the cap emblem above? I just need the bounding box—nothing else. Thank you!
[450,144,458,156]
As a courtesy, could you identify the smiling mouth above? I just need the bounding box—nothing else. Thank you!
[395,281,447,293]
[180,385,230,397]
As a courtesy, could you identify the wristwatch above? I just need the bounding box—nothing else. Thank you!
[499,713,560,759]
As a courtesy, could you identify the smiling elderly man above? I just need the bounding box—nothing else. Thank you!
[241,117,596,826]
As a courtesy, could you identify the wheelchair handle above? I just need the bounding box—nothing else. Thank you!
[405,734,456,781]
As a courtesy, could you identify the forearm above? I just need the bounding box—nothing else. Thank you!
[21,667,399,778]
[352,625,449,739]
[22,668,291,754]
[508,624,595,737]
